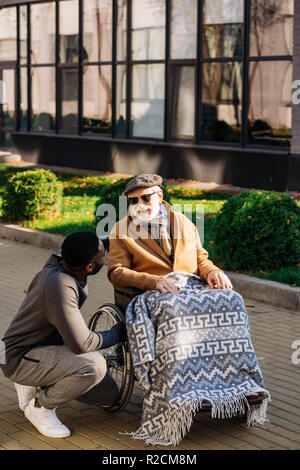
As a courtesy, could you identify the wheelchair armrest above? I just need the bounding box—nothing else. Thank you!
[114,286,144,311]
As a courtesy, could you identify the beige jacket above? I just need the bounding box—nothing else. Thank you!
[107,201,224,290]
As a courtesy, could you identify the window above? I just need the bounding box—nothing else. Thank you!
[13,0,294,148]
[248,61,292,147]
[29,2,56,132]
[131,0,165,61]
[0,7,17,61]
[131,0,165,139]
[58,68,78,134]
[31,2,55,65]
[250,0,293,57]
[170,0,197,59]
[117,0,127,61]
[169,66,195,141]
[131,64,165,139]
[82,0,113,135]
[203,0,244,59]
[59,0,79,63]
[83,0,112,63]
[116,65,127,137]
[20,5,27,65]
[83,65,112,134]
[1,69,15,129]
[247,0,293,146]
[20,67,28,129]
[31,67,56,131]
[202,62,242,143]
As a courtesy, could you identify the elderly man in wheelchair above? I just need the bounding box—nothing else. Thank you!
[93,173,270,446]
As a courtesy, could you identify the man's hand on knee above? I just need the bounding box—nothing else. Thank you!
[156,278,181,294]
[98,322,126,349]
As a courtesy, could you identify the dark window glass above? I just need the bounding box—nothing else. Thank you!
[0,7,17,61]
[115,65,126,137]
[132,0,165,60]
[201,62,242,143]
[131,64,165,139]
[202,0,243,58]
[117,0,127,61]
[31,2,55,65]
[31,66,55,131]
[250,0,293,57]
[169,66,195,141]
[59,68,78,133]
[59,0,79,63]
[20,67,28,129]
[20,5,27,65]
[170,0,197,59]
[83,65,112,135]
[248,60,292,147]
[83,0,112,63]
[1,69,15,129]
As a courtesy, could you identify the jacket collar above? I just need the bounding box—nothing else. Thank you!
[125,200,179,266]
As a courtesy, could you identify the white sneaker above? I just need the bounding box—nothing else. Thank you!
[14,383,36,411]
[24,397,71,438]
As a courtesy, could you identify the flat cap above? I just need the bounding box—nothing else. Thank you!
[124,173,163,195]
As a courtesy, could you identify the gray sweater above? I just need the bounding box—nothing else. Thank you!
[1,254,102,377]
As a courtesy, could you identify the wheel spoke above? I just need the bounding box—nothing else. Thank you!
[88,304,135,412]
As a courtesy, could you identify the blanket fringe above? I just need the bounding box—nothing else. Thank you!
[246,397,270,426]
[121,390,270,447]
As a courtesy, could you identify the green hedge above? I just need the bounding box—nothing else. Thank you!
[213,190,300,271]
[2,169,63,221]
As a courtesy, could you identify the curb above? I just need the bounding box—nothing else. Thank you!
[0,151,21,164]
[0,223,64,252]
[227,272,300,312]
[0,222,299,312]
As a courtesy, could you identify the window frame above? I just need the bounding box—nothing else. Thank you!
[4,0,292,150]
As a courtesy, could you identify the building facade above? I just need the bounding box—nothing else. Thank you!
[0,0,299,191]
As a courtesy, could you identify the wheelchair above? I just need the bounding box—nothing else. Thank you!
[88,285,142,412]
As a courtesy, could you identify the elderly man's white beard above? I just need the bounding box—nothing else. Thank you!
[129,198,161,223]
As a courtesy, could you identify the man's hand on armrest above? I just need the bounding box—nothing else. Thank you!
[206,270,233,290]
[97,322,127,349]
[156,278,181,294]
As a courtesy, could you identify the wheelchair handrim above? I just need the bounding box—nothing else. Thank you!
[88,304,134,411]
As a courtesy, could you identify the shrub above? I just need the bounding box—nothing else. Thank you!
[94,176,171,231]
[2,169,63,222]
[59,174,111,196]
[213,190,300,271]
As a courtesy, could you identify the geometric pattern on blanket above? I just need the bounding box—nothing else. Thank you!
[125,272,271,446]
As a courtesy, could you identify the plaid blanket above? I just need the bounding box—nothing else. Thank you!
[125,272,270,446]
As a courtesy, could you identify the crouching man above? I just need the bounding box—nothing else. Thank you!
[0,231,125,438]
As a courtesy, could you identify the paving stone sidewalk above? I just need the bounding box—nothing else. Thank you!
[0,238,299,451]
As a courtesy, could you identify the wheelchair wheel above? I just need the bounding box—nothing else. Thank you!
[88,303,135,412]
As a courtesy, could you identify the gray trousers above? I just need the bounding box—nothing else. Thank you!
[8,345,111,410]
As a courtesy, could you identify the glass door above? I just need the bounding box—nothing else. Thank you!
[0,64,16,147]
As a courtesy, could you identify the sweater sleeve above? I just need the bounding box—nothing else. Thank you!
[44,274,102,354]
[107,236,161,290]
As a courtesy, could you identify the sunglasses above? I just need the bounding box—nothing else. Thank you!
[128,191,157,205]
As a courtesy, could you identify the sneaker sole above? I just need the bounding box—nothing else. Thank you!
[24,409,71,438]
